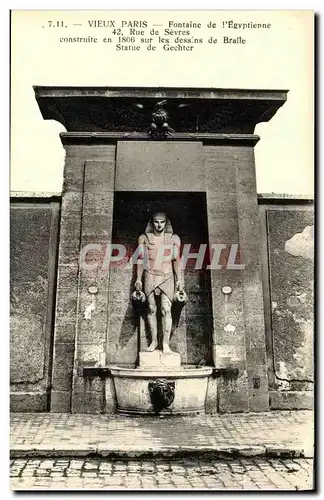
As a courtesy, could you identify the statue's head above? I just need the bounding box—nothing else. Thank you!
[145,211,173,235]
[152,212,167,234]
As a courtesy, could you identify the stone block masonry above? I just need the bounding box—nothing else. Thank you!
[33,86,288,414]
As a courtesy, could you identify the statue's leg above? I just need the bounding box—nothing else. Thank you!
[161,293,173,354]
[146,293,158,352]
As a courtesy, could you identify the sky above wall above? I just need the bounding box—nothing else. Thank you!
[10,10,313,196]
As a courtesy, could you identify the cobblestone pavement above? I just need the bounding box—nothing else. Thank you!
[10,457,314,490]
[10,411,313,458]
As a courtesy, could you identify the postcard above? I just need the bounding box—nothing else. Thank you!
[10,9,314,491]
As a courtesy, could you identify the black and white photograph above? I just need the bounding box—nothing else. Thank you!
[9,8,314,491]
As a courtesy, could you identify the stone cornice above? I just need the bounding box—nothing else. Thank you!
[34,86,288,135]
[60,132,260,146]
[34,86,288,100]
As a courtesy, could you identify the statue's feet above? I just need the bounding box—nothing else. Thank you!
[146,341,158,352]
[162,343,173,354]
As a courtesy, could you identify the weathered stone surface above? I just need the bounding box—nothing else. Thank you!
[61,191,83,213]
[84,159,116,193]
[205,148,248,412]
[55,288,78,321]
[82,192,114,215]
[10,203,59,411]
[105,377,117,412]
[10,392,48,412]
[57,264,79,289]
[205,143,270,412]
[72,390,105,414]
[205,158,237,194]
[10,284,47,383]
[214,345,245,367]
[107,289,134,318]
[78,320,107,346]
[49,186,83,412]
[55,148,117,412]
[217,370,249,413]
[62,157,85,192]
[116,142,204,192]
[64,144,118,159]
[58,239,81,266]
[206,192,238,218]
[10,206,52,282]
[207,217,240,243]
[76,343,106,367]
[235,151,269,412]
[210,275,245,347]
[267,209,314,386]
[77,290,109,345]
[269,390,313,410]
[59,213,82,242]
[51,343,75,391]
[81,214,112,239]
[54,286,78,344]
[108,267,134,291]
[248,393,270,413]
[139,350,181,369]
[73,375,105,394]
[50,390,72,413]
[205,377,217,414]
[54,320,76,344]
[79,265,110,291]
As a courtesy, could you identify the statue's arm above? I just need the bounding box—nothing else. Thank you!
[135,234,146,291]
[172,234,183,291]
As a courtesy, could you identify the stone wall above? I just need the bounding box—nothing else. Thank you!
[32,86,289,414]
[9,197,314,413]
[10,200,60,411]
[259,202,314,410]
[51,145,117,413]
[205,144,269,413]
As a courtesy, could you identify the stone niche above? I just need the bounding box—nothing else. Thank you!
[108,191,212,367]
[34,86,288,414]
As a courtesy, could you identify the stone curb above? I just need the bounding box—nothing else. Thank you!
[10,444,311,460]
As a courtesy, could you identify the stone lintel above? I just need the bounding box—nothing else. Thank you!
[60,132,260,146]
[34,86,288,134]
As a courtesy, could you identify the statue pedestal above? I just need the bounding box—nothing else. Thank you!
[139,350,181,370]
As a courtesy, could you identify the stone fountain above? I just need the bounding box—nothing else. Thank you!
[33,86,288,415]
[110,211,212,415]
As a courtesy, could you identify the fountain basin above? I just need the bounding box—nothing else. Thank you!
[110,365,213,415]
